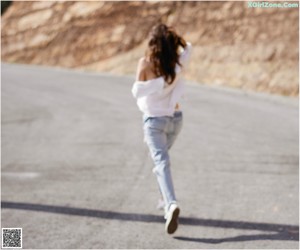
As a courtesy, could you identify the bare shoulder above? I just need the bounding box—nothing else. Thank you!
[138,57,151,69]
[136,57,156,81]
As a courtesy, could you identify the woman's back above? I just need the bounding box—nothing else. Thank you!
[132,40,192,117]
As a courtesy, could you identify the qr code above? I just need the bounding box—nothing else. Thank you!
[2,228,22,248]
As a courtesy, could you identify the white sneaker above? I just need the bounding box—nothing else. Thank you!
[165,204,180,234]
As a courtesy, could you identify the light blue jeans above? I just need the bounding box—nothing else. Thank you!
[143,111,183,211]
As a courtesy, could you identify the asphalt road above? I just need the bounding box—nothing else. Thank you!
[1,63,299,249]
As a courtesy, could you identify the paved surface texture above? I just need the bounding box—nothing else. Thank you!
[1,63,299,249]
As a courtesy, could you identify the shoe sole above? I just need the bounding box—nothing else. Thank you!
[165,207,180,234]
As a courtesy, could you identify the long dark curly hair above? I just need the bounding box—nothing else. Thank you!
[146,23,187,85]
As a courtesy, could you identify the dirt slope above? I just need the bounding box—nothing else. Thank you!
[1,1,298,96]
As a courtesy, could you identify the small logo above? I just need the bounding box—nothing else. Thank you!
[2,228,22,248]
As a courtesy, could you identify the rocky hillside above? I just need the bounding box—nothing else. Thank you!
[1,1,299,96]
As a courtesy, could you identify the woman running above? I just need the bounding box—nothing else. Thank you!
[131,23,192,234]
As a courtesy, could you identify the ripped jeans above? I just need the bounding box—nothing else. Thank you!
[143,111,183,210]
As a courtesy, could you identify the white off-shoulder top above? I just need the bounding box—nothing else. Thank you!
[131,42,192,117]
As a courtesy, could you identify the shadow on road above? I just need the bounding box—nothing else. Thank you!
[2,201,298,243]
[174,232,298,244]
